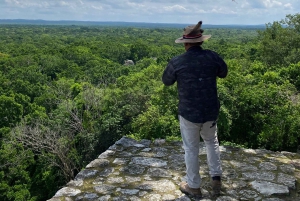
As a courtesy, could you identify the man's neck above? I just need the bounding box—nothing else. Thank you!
[186,45,201,51]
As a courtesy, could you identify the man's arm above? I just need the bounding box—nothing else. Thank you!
[211,51,228,78]
[162,61,176,86]
[217,58,228,78]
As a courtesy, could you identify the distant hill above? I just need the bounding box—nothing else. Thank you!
[0,19,266,29]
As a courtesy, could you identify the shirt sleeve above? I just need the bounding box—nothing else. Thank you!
[217,58,228,78]
[212,51,228,78]
[162,61,177,86]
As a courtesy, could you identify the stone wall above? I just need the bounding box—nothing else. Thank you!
[48,137,300,201]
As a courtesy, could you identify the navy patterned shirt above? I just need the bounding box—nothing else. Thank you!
[162,46,227,123]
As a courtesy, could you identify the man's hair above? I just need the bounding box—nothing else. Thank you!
[185,42,203,46]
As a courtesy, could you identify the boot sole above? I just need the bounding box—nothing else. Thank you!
[179,187,202,199]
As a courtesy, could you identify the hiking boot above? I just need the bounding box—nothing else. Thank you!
[179,181,202,198]
[212,180,222,195]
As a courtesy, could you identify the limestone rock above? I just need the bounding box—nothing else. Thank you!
[48,136,300,201]
[131,157,167,167]
[86,158,109,168]
[54,187,81,197]
[250,181,289,196]
[124,59,134,66]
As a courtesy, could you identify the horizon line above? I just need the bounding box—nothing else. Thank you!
[0,19,266,26]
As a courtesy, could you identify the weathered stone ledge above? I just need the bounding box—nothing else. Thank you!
[48,137,300,201]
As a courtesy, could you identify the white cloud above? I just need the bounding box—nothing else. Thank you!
[211,7,237,14]
[263,0,282,8]
[284,3,292,9]
[127,1,145,8]
[59,1,69,6]
[5,0,37,8]
[91,5,102,10]
[0,0,299,24]
[195,9,209,14]
[163,5,188,12]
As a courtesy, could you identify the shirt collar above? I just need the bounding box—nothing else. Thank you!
[187,46,203,52]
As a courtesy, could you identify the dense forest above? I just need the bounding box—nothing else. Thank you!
[0,13,300,201]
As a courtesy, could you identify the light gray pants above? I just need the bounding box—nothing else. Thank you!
[179,115,222,188]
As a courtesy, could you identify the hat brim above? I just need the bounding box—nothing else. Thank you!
[175,35,211,43]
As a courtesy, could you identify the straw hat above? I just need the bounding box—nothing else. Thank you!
[175,21,211,43]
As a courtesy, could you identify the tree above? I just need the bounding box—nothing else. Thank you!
[11,108,81,182]
[0,143,36,201]
[129,40,151,62]
[258,13,300,66]
[0,95,23,128]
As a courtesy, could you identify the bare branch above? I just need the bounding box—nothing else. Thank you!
[8,84,104,181]
[10,118,79,181]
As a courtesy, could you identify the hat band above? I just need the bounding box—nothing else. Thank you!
[183,33,202,39]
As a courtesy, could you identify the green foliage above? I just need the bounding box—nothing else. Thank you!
[0,95,23,128]
[258,13,300,66]
[132,85,180,140]
[221,141,246,148]
[279,62,300,90]
[129,40,151,62]
[0,143,36,201]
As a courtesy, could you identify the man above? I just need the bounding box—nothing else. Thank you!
[162,21,227,198]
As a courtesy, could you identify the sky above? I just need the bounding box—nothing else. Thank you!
[0,0,299,25]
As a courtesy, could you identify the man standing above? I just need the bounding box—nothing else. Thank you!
[162,21,227,198]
